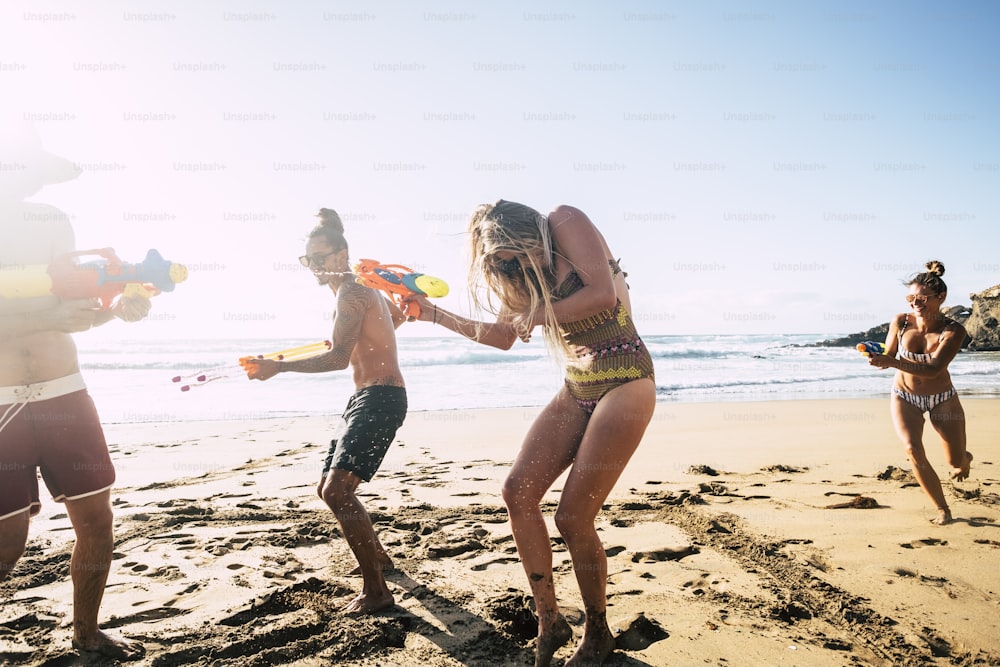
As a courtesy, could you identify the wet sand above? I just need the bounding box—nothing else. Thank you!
[2,399,999,666]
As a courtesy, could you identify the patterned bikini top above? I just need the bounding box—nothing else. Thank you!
[553,259,627,335]
[897,316,955,363]
[552,258,625,300]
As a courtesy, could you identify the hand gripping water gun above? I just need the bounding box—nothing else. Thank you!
[172,340,332,391]
[238,340,333,380]
[0,248,188,309]
[856,341,887,357]
[352,259,449,319]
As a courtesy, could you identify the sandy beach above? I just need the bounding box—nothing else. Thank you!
[2,398,999,666]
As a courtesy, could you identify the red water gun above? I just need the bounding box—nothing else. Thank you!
[352,259,449,319]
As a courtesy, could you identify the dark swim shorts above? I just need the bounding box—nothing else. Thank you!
[323,385,407,482]
[1,384,115,520]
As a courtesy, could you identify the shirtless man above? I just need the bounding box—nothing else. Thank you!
[1,155,148,659]
[247,208,406,614]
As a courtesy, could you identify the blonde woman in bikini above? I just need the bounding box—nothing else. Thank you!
[868,261,973,525]
[408,201,655,667]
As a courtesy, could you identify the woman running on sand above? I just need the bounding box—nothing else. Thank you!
[868,260,973,525]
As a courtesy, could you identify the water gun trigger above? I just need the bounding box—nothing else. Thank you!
[401,299,422,320]
[856,341,887,357]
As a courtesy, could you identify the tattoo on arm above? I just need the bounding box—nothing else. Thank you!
[282,286,368,373]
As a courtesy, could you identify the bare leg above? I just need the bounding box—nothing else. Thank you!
[320,470,393,614]
[347,546,393,575]
[890,395,951,525]
[347,527,393,575]
[316,478,392,574]
[64,490,144,660]
[557,380,655,667]
[502,388,588,667]
[929,396,972,482]
[0,508,30,583]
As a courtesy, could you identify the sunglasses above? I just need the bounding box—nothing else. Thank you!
[299,250,339,268]
[906,293,939,304]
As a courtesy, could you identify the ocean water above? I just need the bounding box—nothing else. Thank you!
[76,334,1000,424]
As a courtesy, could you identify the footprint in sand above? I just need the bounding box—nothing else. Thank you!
[900,537,948,549]
[631,545,699,563]
[760,464,807,474]
[682,572,723,596]
[470,556,520,571]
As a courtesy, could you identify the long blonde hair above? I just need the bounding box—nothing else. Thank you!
[467,199,571,355]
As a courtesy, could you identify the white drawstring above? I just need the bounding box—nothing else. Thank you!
[0,385,42,433]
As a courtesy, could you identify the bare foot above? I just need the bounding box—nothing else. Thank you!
[534,614,573,667]
[72,631,145,661]
[348,555,394,576]
[565,622,615,667]
[342,590,394,615]
[930,507,953,526]
[950,451,973,482]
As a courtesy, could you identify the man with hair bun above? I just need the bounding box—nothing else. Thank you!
[247,207,407,613]
[867,260,973,525]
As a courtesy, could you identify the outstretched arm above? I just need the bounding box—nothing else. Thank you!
[288,284,367,371]
[407,295,520,350]
[251,284,368,380]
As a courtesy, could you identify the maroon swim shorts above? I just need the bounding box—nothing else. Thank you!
[1,380,115,520]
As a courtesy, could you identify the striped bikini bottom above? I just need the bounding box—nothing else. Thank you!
[891,386,957,413]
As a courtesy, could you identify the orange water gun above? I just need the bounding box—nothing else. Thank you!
[352,259,449,319]
[0,248,188,309]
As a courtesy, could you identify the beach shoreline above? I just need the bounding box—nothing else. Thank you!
[3,398,999,666]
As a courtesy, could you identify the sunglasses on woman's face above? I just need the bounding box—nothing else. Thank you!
[906,293,939,304]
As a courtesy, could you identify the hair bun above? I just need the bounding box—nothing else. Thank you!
[925,260,945,277]
[316,208,344,234]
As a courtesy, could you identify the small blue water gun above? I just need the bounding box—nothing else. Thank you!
[856,341,886,357]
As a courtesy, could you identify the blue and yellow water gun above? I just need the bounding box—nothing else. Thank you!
[856,341,887,357]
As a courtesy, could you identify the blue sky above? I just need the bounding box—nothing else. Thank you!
[3,0,998,339]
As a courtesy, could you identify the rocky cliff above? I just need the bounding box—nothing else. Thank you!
[964,284,1000,351]
[812,304,977,349]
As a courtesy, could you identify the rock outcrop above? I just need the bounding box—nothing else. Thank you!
[812,304,974,348]
[964,285,1000,351]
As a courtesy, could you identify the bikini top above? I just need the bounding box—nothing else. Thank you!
[552,258,625,300]
[553,259,627,335]
[897,315,955,363]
